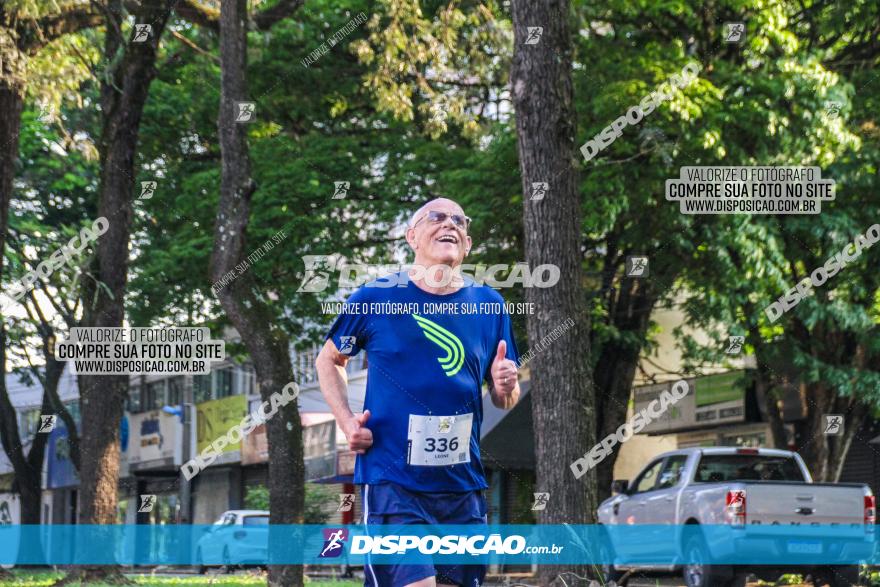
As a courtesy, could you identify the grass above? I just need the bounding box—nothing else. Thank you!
[0,571,361,587]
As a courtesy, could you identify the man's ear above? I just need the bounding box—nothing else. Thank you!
[465,235,473,254]
[406,227,418,249]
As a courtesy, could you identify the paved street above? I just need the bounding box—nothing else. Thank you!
[142,569,835,587]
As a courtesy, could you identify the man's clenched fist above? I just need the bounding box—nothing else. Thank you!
[491,340,518,396]
[343,410,373,454]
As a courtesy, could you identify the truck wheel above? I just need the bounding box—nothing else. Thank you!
[682,533,736,587]
[813,565,861,587]
[595,538,626,586]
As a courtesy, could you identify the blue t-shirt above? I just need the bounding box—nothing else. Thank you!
[326,272,520,492]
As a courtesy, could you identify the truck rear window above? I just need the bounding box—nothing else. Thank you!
[694,454,805,483]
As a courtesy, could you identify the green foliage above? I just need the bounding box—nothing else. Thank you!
[123,0,530,350]
[243,484,337,524]
[569,0,880,412]
[352,0,510,137]
[242,485,270,510]
[5,0,880,480]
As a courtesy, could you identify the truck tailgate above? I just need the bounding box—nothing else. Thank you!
[746,482,866,526]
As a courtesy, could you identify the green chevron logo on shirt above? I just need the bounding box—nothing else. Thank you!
[412,314,465,377]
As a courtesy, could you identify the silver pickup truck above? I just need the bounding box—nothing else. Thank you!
[597,447,875,587]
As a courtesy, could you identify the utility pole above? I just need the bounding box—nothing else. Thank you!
[179,374,193,524]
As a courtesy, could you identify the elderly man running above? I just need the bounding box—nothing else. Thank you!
[317,198,521,587]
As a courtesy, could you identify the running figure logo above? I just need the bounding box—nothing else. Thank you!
[138,494,157,513]
[626,256,649,278]
[235,102,256,123]
[38,415,57,434]
[725,22,745,43]
[132,24,152,42]
[824,415,843,436]
[530,182,548,201]
[524,27,543,45]
[531,492,549,511]
[297,255,337,293]
[338,336,356,355]
[824,101,842,120]
[319,528,348,558]
[438,416,455,433]
[140,181,157,200]
[725,335,744,354]
[337,494,355,512]
[332,181,350,200]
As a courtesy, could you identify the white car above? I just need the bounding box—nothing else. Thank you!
[597,447,875,587]
[195,509,269,572]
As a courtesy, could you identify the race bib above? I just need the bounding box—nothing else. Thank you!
[407,413,472,467]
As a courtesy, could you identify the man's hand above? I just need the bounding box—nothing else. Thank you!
[343,410,373,454]
[491,340,518,396]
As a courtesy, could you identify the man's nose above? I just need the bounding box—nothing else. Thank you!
[440,216,460,232]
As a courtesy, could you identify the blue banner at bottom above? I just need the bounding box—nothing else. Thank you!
[0,524,876,565]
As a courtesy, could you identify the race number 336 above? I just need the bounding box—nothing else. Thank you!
[407,413,472,466]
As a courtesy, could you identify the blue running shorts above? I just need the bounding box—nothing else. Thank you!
[362,482,488,587]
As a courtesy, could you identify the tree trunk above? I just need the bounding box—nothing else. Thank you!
[42,357,80,471]
[593,282,659,503]
[0,56,27,507]
[830,403,866,483]
[0,28,26,464]
[78,0,173,521]
[510,1,596,583]
[0,32,42,570]
[798,382,835,481]
[1,11,95,571]
[63,2,173,584]
[754,353,788,450]
[213,1,305,585]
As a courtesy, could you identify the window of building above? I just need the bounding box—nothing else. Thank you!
[21,409,41,437]
[128,386,141,413]
[167,377,183,406]
[722,432,766,448]
[143,380,166,411]
[215,368,234,398]
[193,374,211,404]
[241,365,256,396]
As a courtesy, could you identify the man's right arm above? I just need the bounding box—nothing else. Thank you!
[316,339,373,453]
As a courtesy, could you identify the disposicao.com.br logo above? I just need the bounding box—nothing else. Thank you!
[346,534,563,556]
[298,256,560,292]
[319,528,349,558]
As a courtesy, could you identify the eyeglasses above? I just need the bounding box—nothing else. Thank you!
[412,210,472,231]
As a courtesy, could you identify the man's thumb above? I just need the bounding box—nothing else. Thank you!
[357,409,371,425]
[495,340,507,362]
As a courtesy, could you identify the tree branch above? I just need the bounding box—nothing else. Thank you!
[253,0,305,30]
[175,0,220,33]
[25,6,104,54]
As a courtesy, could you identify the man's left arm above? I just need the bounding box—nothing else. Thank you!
[489,339,520,409]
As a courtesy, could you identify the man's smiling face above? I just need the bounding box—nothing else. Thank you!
[406,198,473,268]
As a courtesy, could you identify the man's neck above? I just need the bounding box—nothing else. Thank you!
[408,261,464,295]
